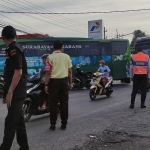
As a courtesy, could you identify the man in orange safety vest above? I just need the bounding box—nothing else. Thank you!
[130,44,150,109]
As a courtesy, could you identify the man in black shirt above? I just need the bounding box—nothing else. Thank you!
[0,26,29,150]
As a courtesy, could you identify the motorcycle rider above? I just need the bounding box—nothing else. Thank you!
[75,64,86,89]
[40,54,49,110]
[97,60,111,90]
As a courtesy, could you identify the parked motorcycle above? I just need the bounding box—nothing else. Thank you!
[89,72,113,100]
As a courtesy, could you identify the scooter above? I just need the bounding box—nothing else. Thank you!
[22,74,60,122]
[89,72,113,100]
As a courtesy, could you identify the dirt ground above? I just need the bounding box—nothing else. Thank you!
[72,130,150,150]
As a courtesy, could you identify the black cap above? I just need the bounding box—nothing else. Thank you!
[1,25,16,39]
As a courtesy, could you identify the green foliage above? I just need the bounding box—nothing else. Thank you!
[131,30,146,47]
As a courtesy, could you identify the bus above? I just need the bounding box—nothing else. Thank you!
[0,37,131,82]
[134,37,150,55]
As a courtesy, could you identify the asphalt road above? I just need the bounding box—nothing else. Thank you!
[0,82,136,150]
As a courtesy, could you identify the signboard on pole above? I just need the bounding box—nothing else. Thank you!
[88,19,103,39]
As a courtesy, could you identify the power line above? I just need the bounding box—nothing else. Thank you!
[0,20,38,34]
[0,8,150,14]
[23,0,86,26]
[112,32,134,39]
[0,2,86,34]
[0,22,30,34]
[0,13,43,34]
[8,0,86,31]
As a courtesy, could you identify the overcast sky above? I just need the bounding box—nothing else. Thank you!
[0,0,150,42]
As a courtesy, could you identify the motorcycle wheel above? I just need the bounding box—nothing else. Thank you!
[106,92,111,97]
[89,89,96,100]
[22,101,32,122]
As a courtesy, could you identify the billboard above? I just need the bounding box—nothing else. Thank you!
[88,19,103,39]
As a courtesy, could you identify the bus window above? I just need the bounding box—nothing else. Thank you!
[111,41,127,55]
[78,42,100,56]
[100,43,111,55]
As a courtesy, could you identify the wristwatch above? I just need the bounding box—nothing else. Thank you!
[44,84,48,86]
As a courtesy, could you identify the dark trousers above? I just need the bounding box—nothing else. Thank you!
[76,76,85,88]
[48,78,69,125]
[0,99,29,150]
[131,74,148,104]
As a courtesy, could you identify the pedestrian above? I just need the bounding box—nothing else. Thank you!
[0,26,29,150]
[130,44,150,109]
[44,40,72,131]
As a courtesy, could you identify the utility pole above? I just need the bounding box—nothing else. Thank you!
[104,27,107,39]
[116,29,119,39]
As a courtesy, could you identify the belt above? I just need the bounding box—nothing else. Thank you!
[50,77,68,80]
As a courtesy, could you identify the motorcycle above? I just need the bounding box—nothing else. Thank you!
[72,69,93,90]
[89,72,113,100]
[0,74,4,97]
[22,74,60,122]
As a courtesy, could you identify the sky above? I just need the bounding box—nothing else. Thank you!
[0,0,150,42]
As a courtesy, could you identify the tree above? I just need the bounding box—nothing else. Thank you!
[130,30,146,48]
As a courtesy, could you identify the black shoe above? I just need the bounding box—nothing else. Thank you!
[50,125,55,131]
[130,104,134,109]
[141,105,146,108]
[61,124,66,130]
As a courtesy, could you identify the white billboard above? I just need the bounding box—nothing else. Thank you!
[88,19,103,39]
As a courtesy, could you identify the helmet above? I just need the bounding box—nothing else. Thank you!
[41,54,49,59]
[76,64,80,68]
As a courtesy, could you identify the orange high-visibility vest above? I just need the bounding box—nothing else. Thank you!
[132,52,149,75]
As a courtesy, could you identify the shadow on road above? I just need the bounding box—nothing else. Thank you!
[90,96,111,102]
[26,114,49,123]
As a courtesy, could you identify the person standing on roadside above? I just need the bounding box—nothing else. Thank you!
[44,40,72,131]
[130,44,150,109]
[0,26,29,150]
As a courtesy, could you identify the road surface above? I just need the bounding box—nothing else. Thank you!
[0,82,145,150]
